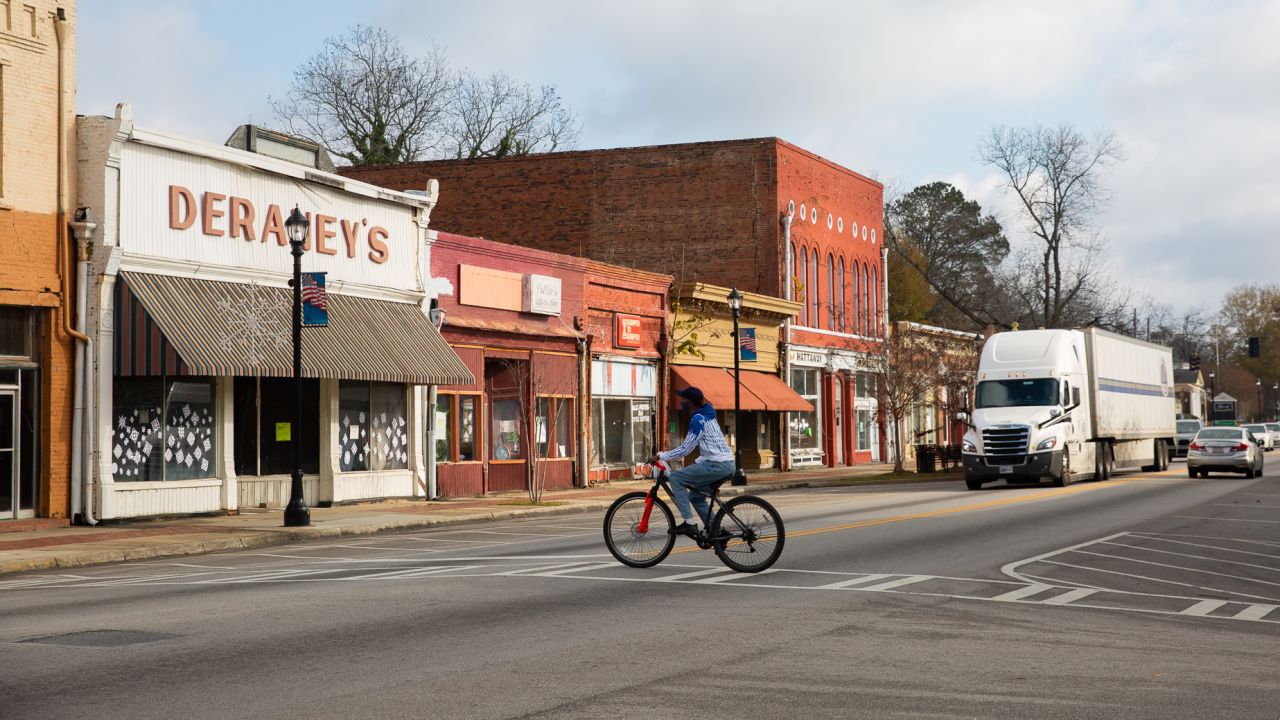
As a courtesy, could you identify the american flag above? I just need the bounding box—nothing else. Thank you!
[738,329,756,353]
[301,272,327,311]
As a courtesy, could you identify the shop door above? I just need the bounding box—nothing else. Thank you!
[833,380,843,465]
[0,390,18,519]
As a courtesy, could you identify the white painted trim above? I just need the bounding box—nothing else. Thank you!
[111,478,224,491]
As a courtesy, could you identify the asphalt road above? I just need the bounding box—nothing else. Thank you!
[2,463,1278,720]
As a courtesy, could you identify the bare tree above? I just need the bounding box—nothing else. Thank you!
[448,71,579,159]
[271,26,453,166]
[870,324,950,473]
[979,125,1123,329]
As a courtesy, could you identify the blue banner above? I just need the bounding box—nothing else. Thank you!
[738,327,757,362]
[301,272,328,327]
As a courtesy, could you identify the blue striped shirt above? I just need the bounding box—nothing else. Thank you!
[659,405,734,464]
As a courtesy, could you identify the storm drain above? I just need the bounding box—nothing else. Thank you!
[20,630,178,647]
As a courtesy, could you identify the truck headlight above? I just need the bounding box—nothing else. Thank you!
[962,439,977,453]
[1036,437,1058,451]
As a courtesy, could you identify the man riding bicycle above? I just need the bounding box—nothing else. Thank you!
[648,386,736,538]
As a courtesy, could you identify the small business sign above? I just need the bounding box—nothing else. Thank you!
[789,349,826,366]
[615,314,643,349]
[522,274,562,315]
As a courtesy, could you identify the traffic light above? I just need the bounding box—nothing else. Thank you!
[1189,352,1200,373]
[1249,337,1261,358]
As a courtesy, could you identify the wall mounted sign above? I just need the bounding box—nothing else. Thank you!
[615,314,643,349]
[523,274,562,316]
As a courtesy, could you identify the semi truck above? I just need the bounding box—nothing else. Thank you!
[959,327,1177,490]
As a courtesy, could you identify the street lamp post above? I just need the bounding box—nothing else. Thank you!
[1257,379,1264,422]
[728,288,747,487]
[1208,371,1216,422]
[1273,383,1278,417]
[283,207,311,527]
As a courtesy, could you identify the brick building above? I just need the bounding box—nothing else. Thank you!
[0,1,77,524]
[344,138,886,469]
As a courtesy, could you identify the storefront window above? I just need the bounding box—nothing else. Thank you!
[433,394,479,463]
[491,398,524,460]
[857,408,871,450]
[459,396,478,461]
[112,376,215,482]
[826,254,835,330]
[339,381,409,472]
[593,397,656,466]
[0,307,33,360]
[435,395,453,463]
[536,397,574,459]
[789,367,820,451]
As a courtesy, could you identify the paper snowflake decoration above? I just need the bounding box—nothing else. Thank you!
[215,280,290,368]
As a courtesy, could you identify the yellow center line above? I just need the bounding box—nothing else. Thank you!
[671,475,1162,553]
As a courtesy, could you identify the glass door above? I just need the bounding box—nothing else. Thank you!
[0,390,16,518]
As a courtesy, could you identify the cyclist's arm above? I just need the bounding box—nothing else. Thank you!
[658,416,705,462]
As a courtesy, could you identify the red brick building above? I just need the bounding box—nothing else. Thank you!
[346,138,886,469]
[583,261,670,482]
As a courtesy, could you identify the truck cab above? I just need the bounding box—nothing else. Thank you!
[960,330,1092,490]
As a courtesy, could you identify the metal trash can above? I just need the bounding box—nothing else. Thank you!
[914,444,936,473]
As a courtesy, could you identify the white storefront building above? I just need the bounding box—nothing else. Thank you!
[74,105,470,520]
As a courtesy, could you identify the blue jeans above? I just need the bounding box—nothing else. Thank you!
[669,460,735,524]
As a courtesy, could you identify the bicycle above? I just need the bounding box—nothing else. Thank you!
[602,460,785,573]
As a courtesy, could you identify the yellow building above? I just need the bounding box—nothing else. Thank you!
[668,283,810,470]
[0,1,77,522]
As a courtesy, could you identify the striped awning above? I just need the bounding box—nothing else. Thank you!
[120,272,474,385]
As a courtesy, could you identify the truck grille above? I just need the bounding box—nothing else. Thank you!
[982,426,1030,460]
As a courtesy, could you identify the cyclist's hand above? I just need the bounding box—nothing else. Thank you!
[646,455,660,466]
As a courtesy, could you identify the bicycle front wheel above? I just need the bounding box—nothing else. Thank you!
[603,492,676,568]
[712,495,785,573]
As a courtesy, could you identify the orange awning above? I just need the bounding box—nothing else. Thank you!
[670,366,812,413]
[738,371,814,412]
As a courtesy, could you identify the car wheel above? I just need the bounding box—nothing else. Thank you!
[1188,468,1198,478]
[964,476,984,491]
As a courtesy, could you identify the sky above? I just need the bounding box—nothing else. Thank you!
[78,1,1280,314]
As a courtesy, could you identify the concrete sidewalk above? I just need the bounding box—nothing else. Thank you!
[0,463,959,576]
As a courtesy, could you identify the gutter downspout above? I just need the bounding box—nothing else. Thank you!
[69,217,97,525]
[426,385,438,499]
[577,335,588,488]
[780,210,794,471]
[881,244,890,464]
[54,10,93,523]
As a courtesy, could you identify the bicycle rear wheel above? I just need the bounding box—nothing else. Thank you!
[603,492,676,568]
[712,495,785,573]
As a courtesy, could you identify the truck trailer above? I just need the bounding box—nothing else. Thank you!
[960,327,1177,490]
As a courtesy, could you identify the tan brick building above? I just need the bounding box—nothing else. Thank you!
[0,1,77,523]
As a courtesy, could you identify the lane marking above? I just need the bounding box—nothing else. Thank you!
[1040,559,1280,604]
[535,562,620,577]
[1001,532,1130,583]
[1071,549,1280,589]
[1214,503,1280,509]
[499,561,594,576]
[1234,604,1278,621]
[692,569,779,584]
[859,575,932,592]
[1175,516,1280,524]
[1099,540,1280,573]
[1042,588,1098,605]
[1125,535,1280,559]
[1180,599,1228,616]
[991,583,1053,602]
[817,574,892,590]
[657,568,733,582]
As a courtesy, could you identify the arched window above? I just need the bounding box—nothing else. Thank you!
[798,249,808,326]
[851,260,860,335]
[862,264,870,336]
[826,254,835,330]
[870,266,879,337]
[788,242,797,301]
[810,249,820,329]
[837,257,846,332]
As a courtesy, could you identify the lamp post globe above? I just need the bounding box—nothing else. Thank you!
[727,288,747,486]
[283,205,311,527]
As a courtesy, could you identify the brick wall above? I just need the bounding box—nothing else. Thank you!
[0,0,77,518]
[344,138,780,297]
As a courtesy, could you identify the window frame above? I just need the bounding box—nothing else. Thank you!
[536,395,575,460]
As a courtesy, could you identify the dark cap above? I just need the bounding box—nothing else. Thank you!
[676,387,705,407]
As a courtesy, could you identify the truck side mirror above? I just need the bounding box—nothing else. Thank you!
[1049,407,1062,418]
[1072,388,1081,406]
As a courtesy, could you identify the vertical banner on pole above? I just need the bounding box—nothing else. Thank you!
[738,327,757,362]
[301,272,328,327]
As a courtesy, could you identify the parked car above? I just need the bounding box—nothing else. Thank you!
[1267,423,1280,448]
[1187,427,1265,478]
[1243,424,1274,451]
[1174,419,1205,458]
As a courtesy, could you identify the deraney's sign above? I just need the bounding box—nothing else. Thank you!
[168,185,392,264]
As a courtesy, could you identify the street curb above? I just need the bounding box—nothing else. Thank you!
[0,474,959,577]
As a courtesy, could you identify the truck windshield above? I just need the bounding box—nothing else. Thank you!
[976,379,1059,408]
